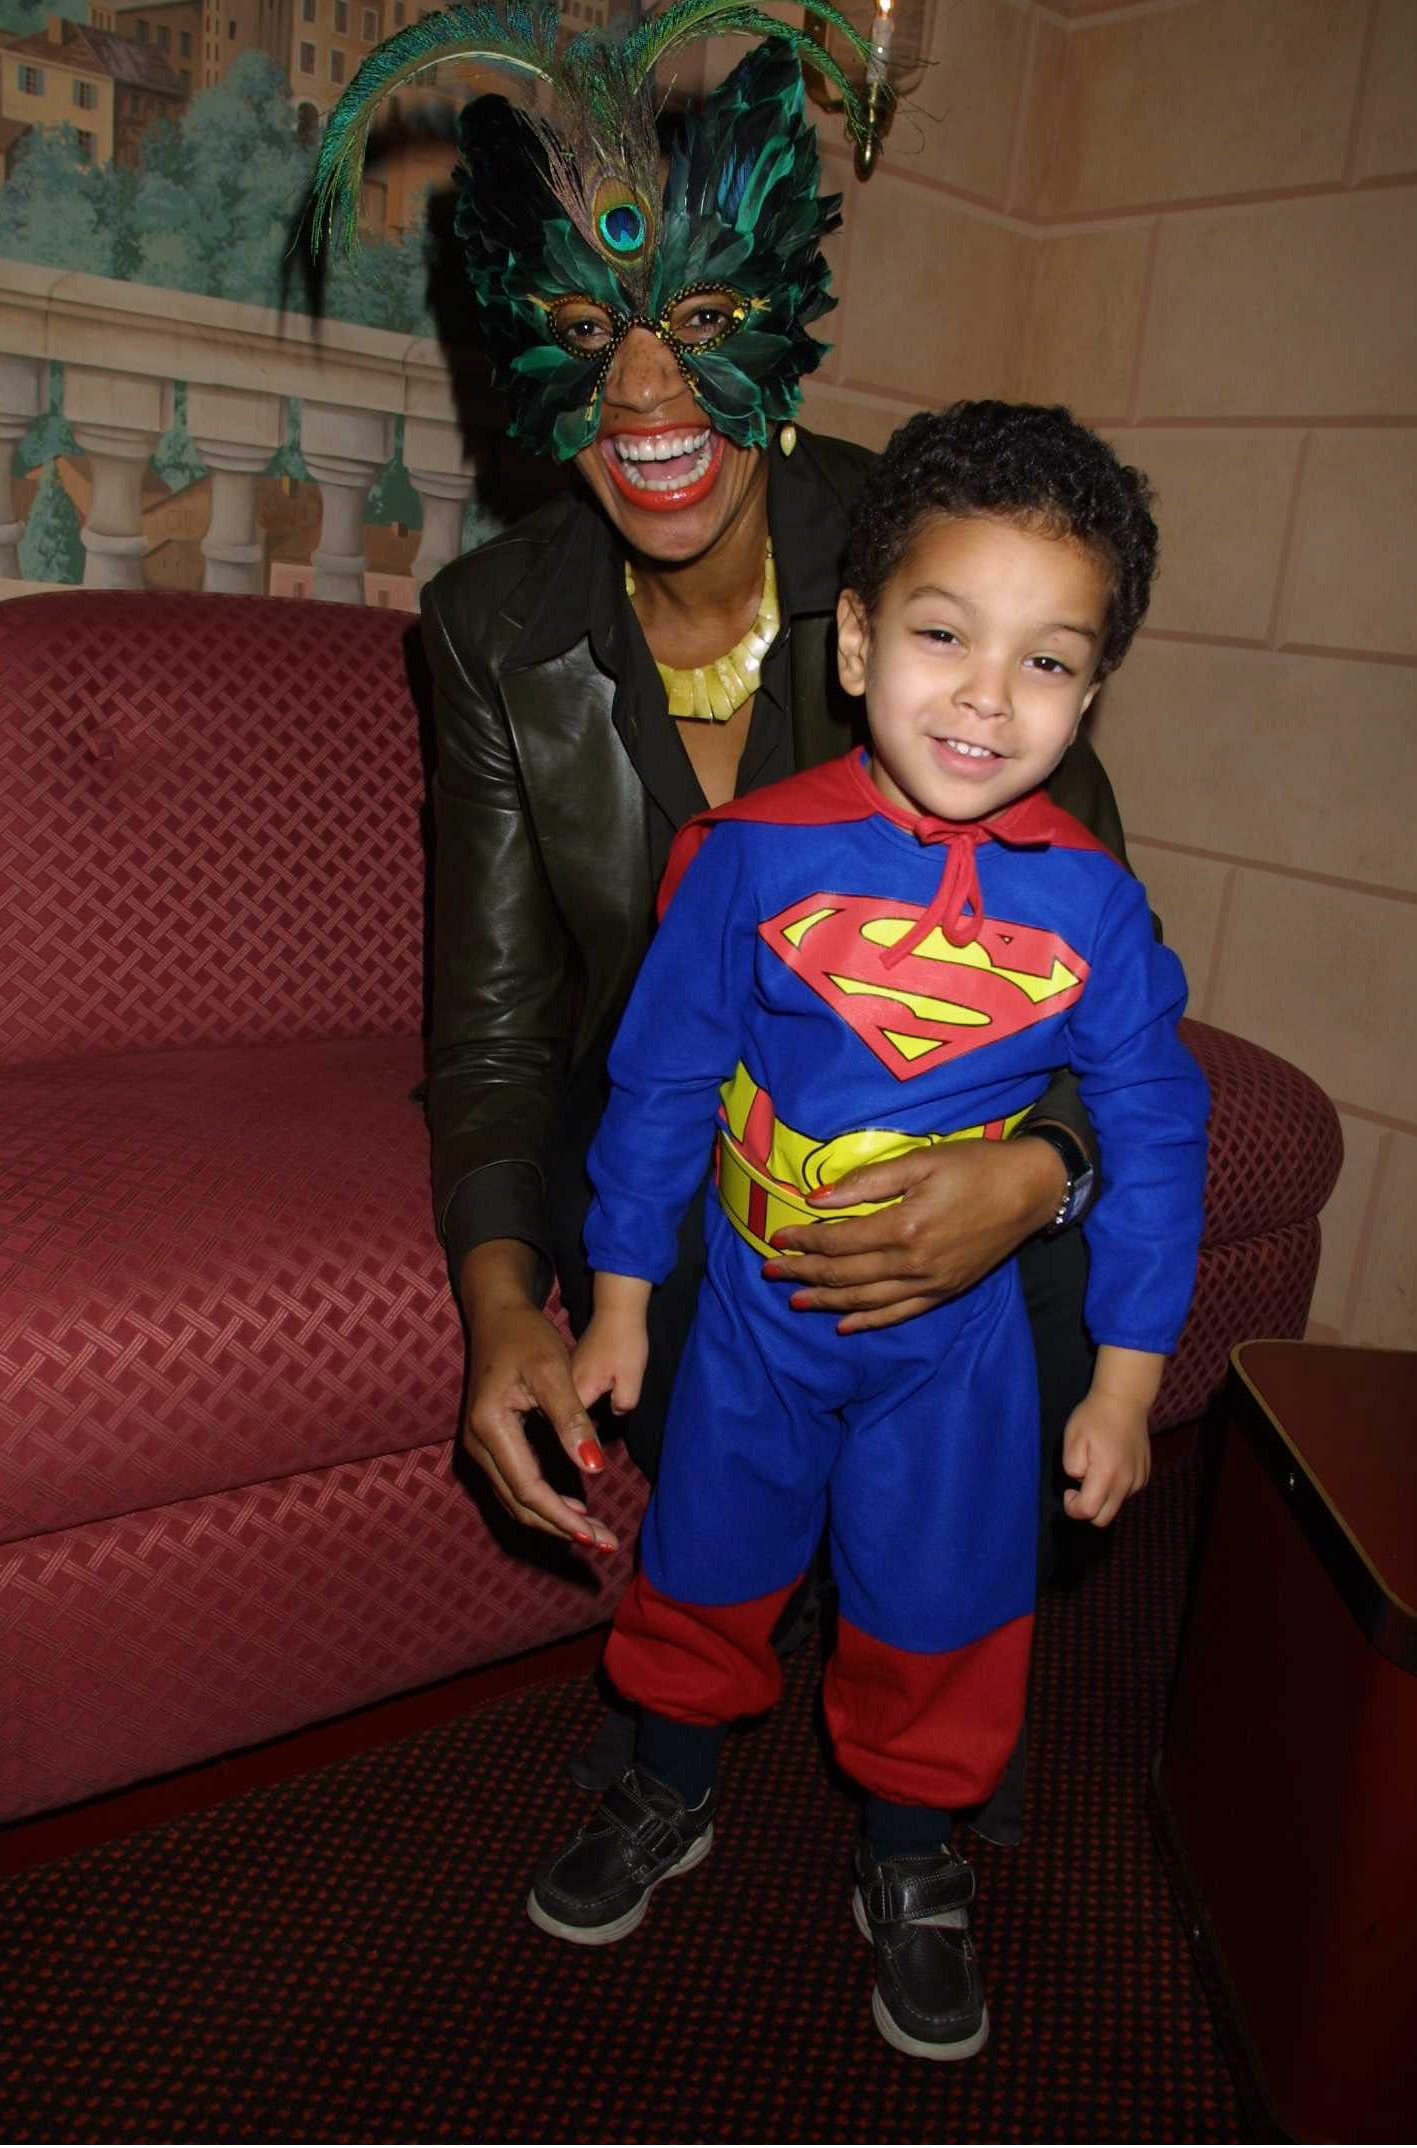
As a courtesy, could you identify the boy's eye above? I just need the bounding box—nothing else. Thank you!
[1029,655,1073,676]
[917,628,961,646]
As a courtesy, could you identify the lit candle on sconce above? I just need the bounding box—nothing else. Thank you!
[801,0,931,179]
[866,0,893,86]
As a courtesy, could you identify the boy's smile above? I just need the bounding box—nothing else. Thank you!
[836,515,1113,823]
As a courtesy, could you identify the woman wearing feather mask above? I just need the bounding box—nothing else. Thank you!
[312,0,1126,1923]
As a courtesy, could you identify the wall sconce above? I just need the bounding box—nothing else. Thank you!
[803,0,935,178]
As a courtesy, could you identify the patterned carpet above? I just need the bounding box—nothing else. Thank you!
[0,1446,1243,2144]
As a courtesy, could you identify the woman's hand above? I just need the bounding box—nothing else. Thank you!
[460,1242,618,1555]
[763,1135,1067,1333]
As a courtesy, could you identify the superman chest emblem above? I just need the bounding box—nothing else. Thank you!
[760,894,1088,1079]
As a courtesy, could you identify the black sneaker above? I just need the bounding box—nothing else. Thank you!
[852,1840,990,2060]
[528,1766,715,1946]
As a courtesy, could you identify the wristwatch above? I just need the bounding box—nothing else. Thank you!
[1017,1120,1096,1235]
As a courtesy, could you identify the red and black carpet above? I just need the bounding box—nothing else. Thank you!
[0,1446,1243,2143]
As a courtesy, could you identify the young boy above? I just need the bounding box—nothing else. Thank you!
[527,402,1210,2062]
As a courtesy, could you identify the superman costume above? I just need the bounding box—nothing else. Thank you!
[586,751,1209,1810]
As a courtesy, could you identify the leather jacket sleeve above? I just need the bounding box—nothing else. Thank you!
[1047,730,1130,872]
[420,584,573,1277]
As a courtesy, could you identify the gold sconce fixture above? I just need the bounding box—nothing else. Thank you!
[803,0,935,178]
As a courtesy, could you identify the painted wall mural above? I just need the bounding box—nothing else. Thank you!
[0,1,535,603]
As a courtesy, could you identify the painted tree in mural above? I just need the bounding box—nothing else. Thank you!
[131,54,433,329]
[18,461,85,585]
[0,0,86,31]
[0,127,112,274]
[0,53,433,332]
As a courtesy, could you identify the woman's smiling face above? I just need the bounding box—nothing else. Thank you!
[572,320,768,566]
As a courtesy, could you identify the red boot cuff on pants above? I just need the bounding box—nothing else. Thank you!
[605,1570,801,1727]
[824,1613,1034,1808]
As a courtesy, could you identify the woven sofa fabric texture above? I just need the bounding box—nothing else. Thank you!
[1180,1019,1342,1246]
[0,593,424,1066]
[0,1438,646,1821]
[0,1038,462,1541]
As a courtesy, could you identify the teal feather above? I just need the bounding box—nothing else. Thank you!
[621,0,877,138]
[307,0,886,261]
[309,0,561,255]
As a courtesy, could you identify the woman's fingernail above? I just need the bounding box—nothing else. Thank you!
[574,1530,593,1547]
[596,1541,616,1558]
[578,1439,605,1471]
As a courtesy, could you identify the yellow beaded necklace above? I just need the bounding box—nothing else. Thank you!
[625,542,780,724]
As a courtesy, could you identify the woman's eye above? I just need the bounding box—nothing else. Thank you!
[566,317,610,348]
[548,299,617,353]
[918,628,961,647]
[665,292,745,346]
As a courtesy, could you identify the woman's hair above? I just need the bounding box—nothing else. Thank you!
[843,400,1159,677]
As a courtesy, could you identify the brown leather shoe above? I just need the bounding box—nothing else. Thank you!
[853,1840,990,2060]
[528,1767,714,1946]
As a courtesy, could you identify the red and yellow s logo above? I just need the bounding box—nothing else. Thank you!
[760,895,1087,1079]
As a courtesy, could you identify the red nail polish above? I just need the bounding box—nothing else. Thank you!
[578,1439,605,1471]
[573,1530,593,1546]
[596,1541,616,1558]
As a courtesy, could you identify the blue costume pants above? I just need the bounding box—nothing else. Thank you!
[606,1200,1040,1809]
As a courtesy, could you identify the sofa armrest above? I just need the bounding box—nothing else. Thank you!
[1151,1021,1343,1433]
[1181,1018,1343,1248]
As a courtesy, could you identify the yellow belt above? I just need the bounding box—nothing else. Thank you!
[714,1062,1029,1260]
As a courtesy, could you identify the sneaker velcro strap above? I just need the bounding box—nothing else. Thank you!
[625,1814,683,1876]
[600,1770,666,1835]
[867,1856,976,1926]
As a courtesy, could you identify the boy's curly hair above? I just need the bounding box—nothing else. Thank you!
[843,400,1159,678]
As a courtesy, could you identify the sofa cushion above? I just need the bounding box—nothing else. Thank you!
[0,593,425,1068]
[1,1435,648,1822]
[1,1037,463,1540]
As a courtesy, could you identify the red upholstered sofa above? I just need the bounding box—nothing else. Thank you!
[0,590,1342,1825]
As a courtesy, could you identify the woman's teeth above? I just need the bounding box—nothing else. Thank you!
[612,430,713,490]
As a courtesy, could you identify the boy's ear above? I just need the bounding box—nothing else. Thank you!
[1077,676,1104,728]
[836,589,870,698]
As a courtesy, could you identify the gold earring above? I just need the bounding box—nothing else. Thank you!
[779,424,797,458]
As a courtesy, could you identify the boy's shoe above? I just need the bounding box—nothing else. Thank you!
[527,1766,715,1946]
[852,1840,990,2061]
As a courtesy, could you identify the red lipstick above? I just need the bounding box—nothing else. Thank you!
[600,427,725,514]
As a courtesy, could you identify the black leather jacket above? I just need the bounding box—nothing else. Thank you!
[419,428,1128,1276]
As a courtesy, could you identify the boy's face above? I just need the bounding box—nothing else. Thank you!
[837,514,1112,823]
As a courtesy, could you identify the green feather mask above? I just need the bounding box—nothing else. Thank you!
[309,3,880,460]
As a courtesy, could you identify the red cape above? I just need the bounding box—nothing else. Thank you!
[658,752,1110,919]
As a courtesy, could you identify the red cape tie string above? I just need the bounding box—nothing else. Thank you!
[882,818,995,966]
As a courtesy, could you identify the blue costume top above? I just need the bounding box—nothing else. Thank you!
[586,752,1209,1359]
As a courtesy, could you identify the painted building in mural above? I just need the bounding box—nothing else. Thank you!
[1,15,186,172]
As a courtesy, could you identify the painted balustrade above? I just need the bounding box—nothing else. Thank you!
[0,260,483,602]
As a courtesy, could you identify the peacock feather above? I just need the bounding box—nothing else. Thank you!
[309,0,879,266]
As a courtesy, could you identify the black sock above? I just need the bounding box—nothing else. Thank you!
[865,1794,953,1858]
[636,1710,726,1806]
